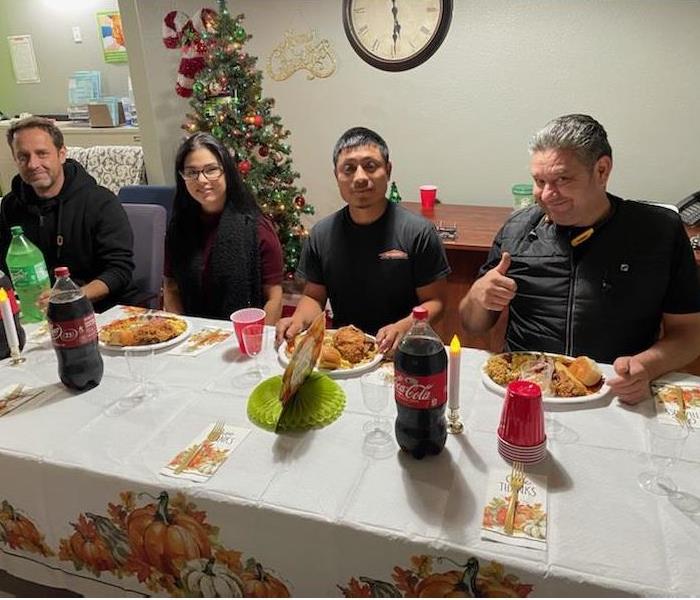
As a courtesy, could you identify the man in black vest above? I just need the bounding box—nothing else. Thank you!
[460,114,700,404]
[275,127,450,354]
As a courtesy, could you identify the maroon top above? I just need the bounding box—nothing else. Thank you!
[165,214,284,289]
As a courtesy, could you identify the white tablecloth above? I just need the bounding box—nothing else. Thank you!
[0,307,698,597]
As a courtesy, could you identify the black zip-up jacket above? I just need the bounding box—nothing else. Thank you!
[480,195,700,363]
[0,159,138,313]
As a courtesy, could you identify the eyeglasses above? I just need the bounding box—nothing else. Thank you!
[179,165,224,181]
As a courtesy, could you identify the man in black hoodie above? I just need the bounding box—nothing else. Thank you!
[0,116,138,313]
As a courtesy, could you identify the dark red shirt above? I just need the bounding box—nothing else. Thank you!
[165,214,284,289]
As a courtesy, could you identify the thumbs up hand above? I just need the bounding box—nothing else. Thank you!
[472,252,517,312]
[495,253,511,276]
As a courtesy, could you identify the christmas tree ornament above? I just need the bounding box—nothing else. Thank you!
[233,25,247,42]
[388,181,402,203]
[238,159,252,175]
[253,114,264,127]
[208,81,223,96]
[294,195,305,208]
[258,145,269,157]
[192,81,205,96]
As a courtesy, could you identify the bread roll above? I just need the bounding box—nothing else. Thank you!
[568,356,602,387]
[553,361,589,397]
[318,346,342,370]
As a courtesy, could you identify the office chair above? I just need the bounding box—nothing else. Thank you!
[122,203,167,309]
[118,185,175,221]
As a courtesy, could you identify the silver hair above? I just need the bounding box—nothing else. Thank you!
[528,114,612,168]
[332,127,389,169]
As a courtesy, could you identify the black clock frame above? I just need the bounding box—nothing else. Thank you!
[342,0,453,72]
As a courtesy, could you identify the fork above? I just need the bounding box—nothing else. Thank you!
[672,385,689,428]
[504,461,525,535]
[174,419,225,474]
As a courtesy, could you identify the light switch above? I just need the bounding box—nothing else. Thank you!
[72,26,82,43]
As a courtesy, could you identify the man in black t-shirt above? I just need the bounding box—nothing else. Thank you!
[459,114,700,404]
[275,127,450,353]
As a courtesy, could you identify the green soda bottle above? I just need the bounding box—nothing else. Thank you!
[5,225,51,323]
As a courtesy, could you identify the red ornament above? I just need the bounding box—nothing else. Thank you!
[258,145,269,157]
[294,195,305,208]
[253,115,264,127]
[285,271,295,281]
[238,160,252,175]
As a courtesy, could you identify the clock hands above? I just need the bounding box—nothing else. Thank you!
[391,0,401,57]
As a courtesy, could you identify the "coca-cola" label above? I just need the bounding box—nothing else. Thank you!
[395,370,447,409]
[49,315,98,348]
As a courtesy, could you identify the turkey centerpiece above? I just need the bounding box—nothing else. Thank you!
[247,313,347,431]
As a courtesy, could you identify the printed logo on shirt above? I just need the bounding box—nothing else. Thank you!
[378,249,409,260]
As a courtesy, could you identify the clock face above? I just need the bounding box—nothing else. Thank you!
[343,0,453,71]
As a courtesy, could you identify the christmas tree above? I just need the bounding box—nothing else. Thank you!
[180,0,314,277]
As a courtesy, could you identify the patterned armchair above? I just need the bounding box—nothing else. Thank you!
[65,145,146,194]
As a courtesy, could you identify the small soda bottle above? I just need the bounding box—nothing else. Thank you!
[46,267,103,391]
[0,269,26,360]
[394,306,448,459]
[5,225,51,323]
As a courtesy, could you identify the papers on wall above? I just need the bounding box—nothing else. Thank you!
[8,35,40,84]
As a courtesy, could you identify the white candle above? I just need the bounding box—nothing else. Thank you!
[0,288,20,354]
[448,334,461,410]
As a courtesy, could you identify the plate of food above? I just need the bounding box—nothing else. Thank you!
[98,311,191,352]
[278,325,383,378]
[481,351,610,404]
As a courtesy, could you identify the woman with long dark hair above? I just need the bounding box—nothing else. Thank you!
[163,133,283,322]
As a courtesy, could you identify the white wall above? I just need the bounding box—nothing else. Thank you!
[121,1,700,219]
[0,0,130,117]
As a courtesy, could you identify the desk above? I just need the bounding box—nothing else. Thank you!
[0,307,698,597]
[403,202,700,375]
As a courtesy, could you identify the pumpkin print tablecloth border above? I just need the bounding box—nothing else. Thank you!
[1,492,535,597]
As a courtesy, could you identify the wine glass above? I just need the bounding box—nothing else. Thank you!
[104,348,156,416]
[125,347,157,402]
[241,323,268,384]
[638,419,689,495]
[360,371,395,457]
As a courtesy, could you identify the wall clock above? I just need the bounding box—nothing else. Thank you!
[342,0,453,71]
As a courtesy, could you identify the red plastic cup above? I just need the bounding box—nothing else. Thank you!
[230,308,266,354]
[497,380,545,447]
[419,185,437,210]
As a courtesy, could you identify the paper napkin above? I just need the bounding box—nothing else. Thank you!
[653,380,699,428]
[481,467,548,550]
[167,327,232,356]
[0,384,47,417]
[161,422,250,483]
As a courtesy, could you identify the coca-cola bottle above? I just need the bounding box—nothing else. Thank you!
[46,267,103,391]
[0,269,26,359]
[394,306,448,459]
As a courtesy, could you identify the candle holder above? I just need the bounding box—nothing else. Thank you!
[447,407,464,434]
[9,349,26,365]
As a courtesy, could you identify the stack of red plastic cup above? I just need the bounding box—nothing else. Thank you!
[497,380,547,464]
